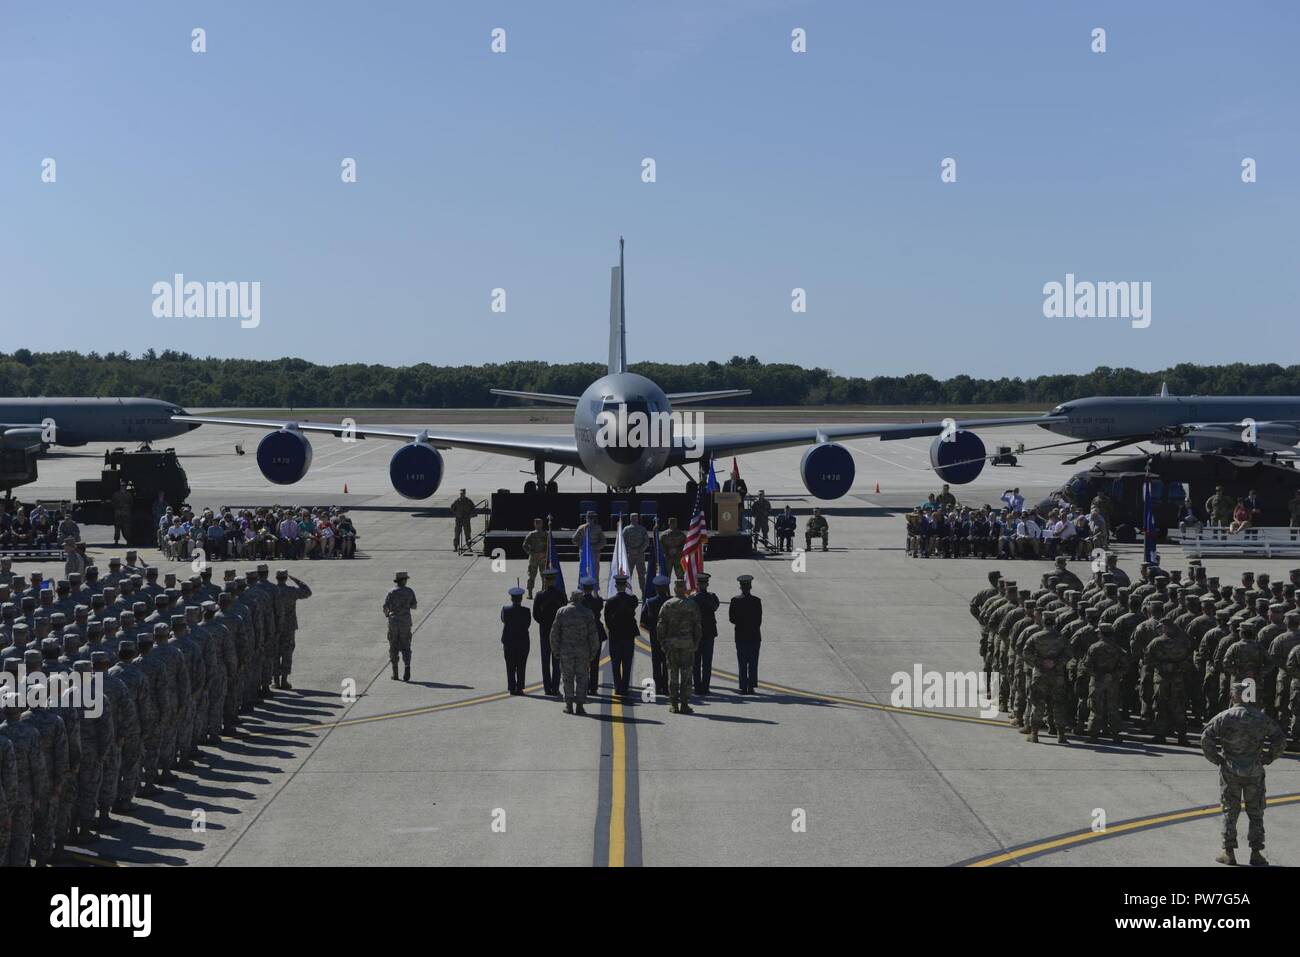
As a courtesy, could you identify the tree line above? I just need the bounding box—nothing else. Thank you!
[1,350,1296,408]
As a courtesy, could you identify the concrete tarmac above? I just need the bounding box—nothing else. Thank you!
[20,419,1300,867]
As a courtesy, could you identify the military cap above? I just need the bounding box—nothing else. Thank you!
[22,650,41,668]
[63,624,79,636]
[200,566,212,578]
[152,622,169,635]
[256,563,269,573]
[736,575,753,585]
[1270,603,1286,613]
[1231,681,1250,696]
[697,572,711,583]
[169,614,186,627]
[1147,600,1165,614]
[11,622,28,636]
[1241,622,1257,636]
[90,651,110,665]
[276,569,289,579]
[579,576,596,588]
[201,600,217,612]
[1054,556,1069,565]
[108,557,121,567]
[224,568,237,580]
[138,635,155,649]
[40,637,61,654]
[145,566,158,578]
[1017,589,1031,598]
[1285,610,1300,625]
[87,622,103,635]
[507,586,525,598]
[29,572,42,582]
[394,571,409,582]
[542,568,558,578]
[613,574,629,583]
[459,488,466,494]
[49,611,66,623]
[72,660,92,673]
[1201,595,1217,606]
[1255,597,1270,608]
[118,639,138,654]
[1099,623,1115,634]
[245,570,258,580]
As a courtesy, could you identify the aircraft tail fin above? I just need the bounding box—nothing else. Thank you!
[608,238,627,374]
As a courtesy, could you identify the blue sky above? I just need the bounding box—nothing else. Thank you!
[2,1,1297,378]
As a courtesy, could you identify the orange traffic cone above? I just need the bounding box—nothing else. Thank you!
[874,482,880,493]
[343,483,349,494]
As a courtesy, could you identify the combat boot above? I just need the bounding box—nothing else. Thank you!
[1056,732,1067,745]
[98,810,118,830]
[390,661,399,680]
[1088,733,1099,743]
[1215,849,1238,866]
[403,663,410,682]
[282,678,293,690]
[564,699,574,715]
[668,702,679,714]
[1028,730,1039,743]
[1249,849,1268,866]
[680,702,695,715]
[575,703,587,715]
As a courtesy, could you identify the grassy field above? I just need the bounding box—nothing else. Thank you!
[205,404,1051,425]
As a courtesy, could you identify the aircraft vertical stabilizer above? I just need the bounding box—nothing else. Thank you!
[608,238,627,374]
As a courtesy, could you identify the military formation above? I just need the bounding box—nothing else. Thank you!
[0,555,311,865]
[971,556,1292,865]
[492,565,762,715]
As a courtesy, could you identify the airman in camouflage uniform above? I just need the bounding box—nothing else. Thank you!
[804,508,829,551]
[1146,618,1191,745]
[0,693,46,865]
[550,592,600,714]
[384,571,418,681]
[252,566,280,696]
[659,518,687,581]
[522,519,551,599]
[108,639,148,810]
[272,570,311,690]
[658,580,703,714]
[1023,611,1070,744]
[213,594,245,732]
[201,602,235,741]
[70,660,112,839]
[23,673,68,861]
[133,632,168,794]
[1201,682,1286,865]
[0,731,13,863]
[621,514,650,595]
[93,650,131,831]
[1083,623,1128,742]
[173,613,205,765]
[450,489,476,551]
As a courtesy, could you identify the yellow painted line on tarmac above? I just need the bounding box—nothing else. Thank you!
[962,792,1300,867]
[608,693,627,868]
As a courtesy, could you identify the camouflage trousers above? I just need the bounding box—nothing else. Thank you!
[278,628,296,679]
[158,709,179,774]
[141,723,162,784]
[224,670,241,725]
[559,652,590,704]
[99,741,121,814]
[1138,665,1154,719]
[666,640,696,706]
[388,622,412,664]
[77,752,102,825]
[1290,685,1300,743]
[207,674,227,736]
[1029,675,1067,733]
[1219,767,1266,850]
[1087,674,1122,735]
[0,811,9,865]
[1011,667,1027,721]
[454,517,472,549]
[1203,672,1221,725]
[261,633,276,687]
[244,647,260,702]
[55,769,77,842]
[626,555,646,595]
[32,796,55,865]
[1152,671,1187,735]
[526,555,547,593]
[7,802,31,866]
[177,697,197,759]
[664,552,684,579]
[115,732,142,807]
[1258,672,1277,720]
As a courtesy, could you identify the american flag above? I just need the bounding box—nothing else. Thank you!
[682,481,708,592]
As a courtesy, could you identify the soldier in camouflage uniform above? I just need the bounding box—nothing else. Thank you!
[1146,618,1191,745]
[970,571,1002,702]
[151,621,188,783]
[0,693,45,866]
[384,571,418,681]
[1254,604,1287,721]
[621,514,650,596]
[1201,681,1286,866]
[108,639,148,810]
[550,591,600,715]
[93,650,131,831]
[658,579,703,714]
[522,519,550,599]
[804,508,829,552]
[1083,622,1128,742]
[213,594,245,733]
[133,632,167,795]
[272,569,312,689]
[449,489,476,551]
[1223,621,1265,707]
[22,673,67,861]
[1023,611,1070,744]
[1267,610,1300,731]
[172,613,204,766]
[1197,609,1233,720]
[660,518,687,581]
[1205,486,1235,527]
[1286,643,1300,747]
[201,602,236,740]
[252,566,280,696]
[0,730,13,863]
[70,660,112,839]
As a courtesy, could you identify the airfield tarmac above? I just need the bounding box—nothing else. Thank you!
[22,416,1300,867]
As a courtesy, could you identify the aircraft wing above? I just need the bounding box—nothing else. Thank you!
[1181,421,1300,453]
[171,415,583,466]
[695,415,1061,459]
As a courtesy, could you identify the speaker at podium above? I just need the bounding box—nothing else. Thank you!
[713,491,741,534]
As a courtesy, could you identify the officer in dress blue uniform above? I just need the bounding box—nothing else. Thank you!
[501,586,531,695]
[640,576,671,695]
[691,572,721,694]
[604,574,640,695]
[729,574,763,694]
[579,577,606,695]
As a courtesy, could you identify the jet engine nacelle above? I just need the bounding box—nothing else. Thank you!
[256,429,313,485]
[800,443,855,499]
[389,442,444,500]
[929,430,986,485]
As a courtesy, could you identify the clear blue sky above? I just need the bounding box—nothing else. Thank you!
[3,1,1297,378]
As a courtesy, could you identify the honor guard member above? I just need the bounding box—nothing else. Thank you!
[750,491,772,546]
[572,512,606,583]
[774,506,797,552]
[658,579,702,714]
[449,489,476,551]
[621,514,649,596]
[691,572,721,694]
[604,574,639,694]
[1201,681,1286,865]
[384,571,418,681]
[500,587,531,695]
[660,518,687,580]
[640,576,671,695]
[522,519,550,599]
[579,577,606,695]
[532,569,565,696]
[273,569,312,689]
[729,575,763,694]
[0,692,45,866]
[804,508,829,552]
[550,591,600,715]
